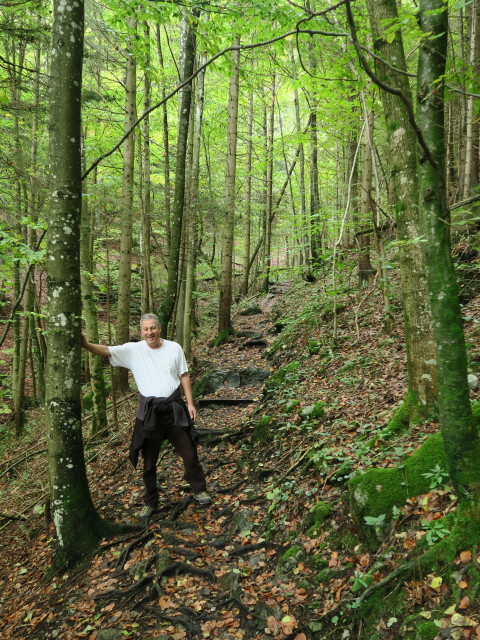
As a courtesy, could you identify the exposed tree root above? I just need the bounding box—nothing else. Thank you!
[357,519,480,605]
[143,605,202,637]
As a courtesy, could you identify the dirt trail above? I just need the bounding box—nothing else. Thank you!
[0,287,303,640]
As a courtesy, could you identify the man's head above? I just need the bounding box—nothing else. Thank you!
[140,314,162,348]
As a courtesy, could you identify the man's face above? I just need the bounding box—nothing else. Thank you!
[141,320,162,348]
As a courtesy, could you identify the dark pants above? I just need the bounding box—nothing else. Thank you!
[141,407,206,507]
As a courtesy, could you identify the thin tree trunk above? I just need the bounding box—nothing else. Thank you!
[155,25,172,250]
[217,35,240,341]
[116,17,137,392]
[240,89,254,297]
[290,41,308,266]
[262,73,276,293]
[159,11,198,332]
[357,108,376,284]
[80,133,108,437]
[183,38,207,358]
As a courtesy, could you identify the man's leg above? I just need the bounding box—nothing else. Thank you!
[141,427,165,507]
[166,424,207,494]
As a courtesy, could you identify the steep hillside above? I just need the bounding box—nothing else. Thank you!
[1,256,480,640]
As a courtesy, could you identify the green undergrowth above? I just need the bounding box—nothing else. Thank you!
[240,271,480,637]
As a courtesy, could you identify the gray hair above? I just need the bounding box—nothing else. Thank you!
[140,313,161,327]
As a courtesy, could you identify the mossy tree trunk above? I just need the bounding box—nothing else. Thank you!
[417,0,480,505]
[365,0,438,421]
[46,0,114,568]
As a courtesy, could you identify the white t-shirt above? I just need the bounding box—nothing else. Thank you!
[109,339,188,398]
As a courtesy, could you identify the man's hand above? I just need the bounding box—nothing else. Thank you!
[187,403,197,422]
[81,332,111,358]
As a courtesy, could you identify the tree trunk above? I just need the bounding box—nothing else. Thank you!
[155,25,172,250]
[217,35,240,341]
[261,73,276,293]
[417,0,480,508]
[290,41,308,266]
[141,22,153,315]
[357,109,376,284]
[46,0,114,569]
[240,89,254,297]
[159,11,198,332]
[80,133,108,438]
[365,0,438,420]
[183,40,207,358]
[116,17,137,392]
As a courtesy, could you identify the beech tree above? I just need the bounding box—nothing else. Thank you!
[45,0,118,567]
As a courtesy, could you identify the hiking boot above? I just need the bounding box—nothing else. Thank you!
[194,491,212,505]
[139,505,156,519]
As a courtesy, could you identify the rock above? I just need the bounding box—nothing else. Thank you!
[468,374,478,391]
[248,552,267,568]
[238,303,262,316]
[239,367,270,385]
[218,570,241,592]
[228,509,254,535]
[193,367,270,396]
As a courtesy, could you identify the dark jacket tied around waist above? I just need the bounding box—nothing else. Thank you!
[129,387,198,467]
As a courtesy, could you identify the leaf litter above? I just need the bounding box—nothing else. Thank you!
[2,275,480,638]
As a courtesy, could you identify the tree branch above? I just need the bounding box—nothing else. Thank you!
[83,29,347,180]
[344,0,443,184]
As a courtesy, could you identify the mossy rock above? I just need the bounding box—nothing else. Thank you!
[238,303,262,316]
[302,501,333,531]
[263,361,300,393]
[277,545,306,575]
[348,431,448,549]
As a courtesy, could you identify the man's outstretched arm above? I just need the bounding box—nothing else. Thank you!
[81,332,111,358]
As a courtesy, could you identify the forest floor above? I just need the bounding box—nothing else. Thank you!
[2,268,480,640]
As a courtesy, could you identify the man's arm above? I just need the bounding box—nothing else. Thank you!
[180,373,197,422]
[81,332,111,358]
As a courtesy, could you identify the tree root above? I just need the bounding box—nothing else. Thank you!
[143,605,201,637]
[357,520,480,606]
[96,559,216,603]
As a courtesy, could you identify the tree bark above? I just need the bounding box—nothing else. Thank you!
[116,17,137,392]
[365,0,438,419]
[159,11,198,332]
[46,0,113,568]
[417,0,480,507]
[80,133,108,437]
[217,35,240,341]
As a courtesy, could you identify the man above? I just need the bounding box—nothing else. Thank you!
[81,313,211,518]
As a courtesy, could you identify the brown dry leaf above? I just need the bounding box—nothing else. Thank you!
[328,552,339,568]
[359,553,371,567]
[459,596,471,610]
[459,550,473,563]
[294,634,307,640]
[266,615,279,635]
[459,581,469,589]
[403,537,416,550]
